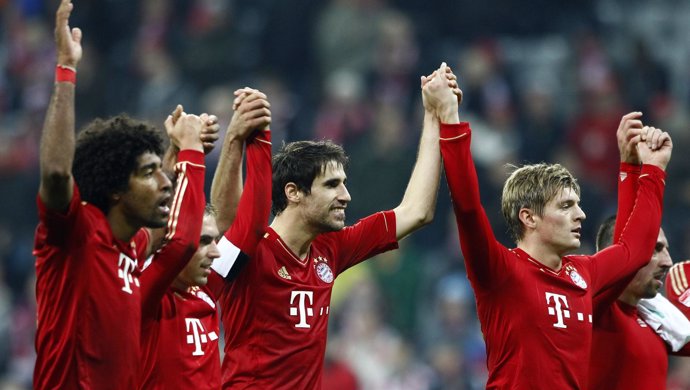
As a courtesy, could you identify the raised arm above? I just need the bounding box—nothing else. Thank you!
[392,63,458,240]
[140,112,207,316]
[612,112,644,241]
[210,127,272,289]
[146,107,220,256]
[39,0,82,211]
[591,128,671,293]
[210,89,271,233]
[437,65,515,290]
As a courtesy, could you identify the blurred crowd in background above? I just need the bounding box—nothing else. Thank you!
[2,0,690,388]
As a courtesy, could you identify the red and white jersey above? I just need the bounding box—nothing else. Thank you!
[667,260,690,318]
[218,211,398,389]
[155,286,220,390]
[440,122,666,389]
[33,185,149,389]
[136,150,207,389]
[142,131,272,389]
[590,301,671,390]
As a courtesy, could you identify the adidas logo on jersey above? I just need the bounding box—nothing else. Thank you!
[278,266,291,280]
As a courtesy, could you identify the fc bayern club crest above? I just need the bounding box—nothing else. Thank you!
[315,262,334,284]
[569,268,588,289]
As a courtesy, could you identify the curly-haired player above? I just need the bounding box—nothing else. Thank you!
[33,1,208,388]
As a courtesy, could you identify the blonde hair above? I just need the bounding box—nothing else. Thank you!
[501,163,580,243]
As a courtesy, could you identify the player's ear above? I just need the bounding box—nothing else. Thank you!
[284,182,301,204]
[518,207,537,230]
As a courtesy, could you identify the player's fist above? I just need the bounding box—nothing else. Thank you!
[165,105,204,152]
[637,126,672,171]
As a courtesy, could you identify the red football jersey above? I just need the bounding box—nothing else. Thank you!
[142,130,272,389]
[440,122,666,389]
[218,211,398,389]
[667,261,690,318]
[138,150,207,389]
[155,286,220,390]
[590,301,669,390]
[33,184,149,389]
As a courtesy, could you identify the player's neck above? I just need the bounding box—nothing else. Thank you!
[617,291,640,306]
[270,212,317,260]
[107,210,141,242]
[171,278,190,292]
[517,240,563,271]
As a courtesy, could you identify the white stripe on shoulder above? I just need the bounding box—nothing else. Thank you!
[212,236,242,277]
[141,254,154,271]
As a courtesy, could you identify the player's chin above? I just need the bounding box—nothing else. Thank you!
[146,215,168,229]
[195,276,209,286]
[330,220,346,231]
[643,287,659,299]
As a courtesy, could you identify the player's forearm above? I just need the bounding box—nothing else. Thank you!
[616,165,666,271]
[211,133,244,233]
[440,121,502,287]
[440,122,479,211]
[224,129,272,257]
[394,112,441,239]
[39,81,76,211]
[612,162,641,242]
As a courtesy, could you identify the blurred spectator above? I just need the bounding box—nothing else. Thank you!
[668,357,690,390]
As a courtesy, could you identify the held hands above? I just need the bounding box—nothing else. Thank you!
[55,0,82,68]
[169,106,219,154]
[421,62,462,124]
[227,87,272,140]
[200,115,220,154]
[637,126,672,171]
[165,105,205,153]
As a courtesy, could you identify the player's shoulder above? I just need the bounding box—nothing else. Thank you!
[667,260,690,293]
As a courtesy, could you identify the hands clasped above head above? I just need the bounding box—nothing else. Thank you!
[228,87,272,140]
[637,125,672,171]
[165,105,206,153]
[615,111,673,171]
[421,62,462,124]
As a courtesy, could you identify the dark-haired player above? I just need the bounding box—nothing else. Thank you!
[33,1,207,388]
[215,64,458,389]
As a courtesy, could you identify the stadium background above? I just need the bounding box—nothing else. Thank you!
[1,0,690,388]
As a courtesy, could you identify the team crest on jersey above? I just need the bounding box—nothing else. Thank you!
[680,290,690,307]
[565,264,587,289]
[636,318,648,327]
[315,262,334,284]
[190,287,216,309]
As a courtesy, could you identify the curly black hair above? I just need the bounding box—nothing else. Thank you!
[271,140,348,216]
[72,114,165,213]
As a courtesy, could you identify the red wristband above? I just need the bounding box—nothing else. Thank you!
[55,65,76,84]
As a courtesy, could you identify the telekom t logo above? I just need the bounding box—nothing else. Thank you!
[117,253,139,294]
[290,290,314,328]
[545,292,570,328]
[185,318,218,356]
